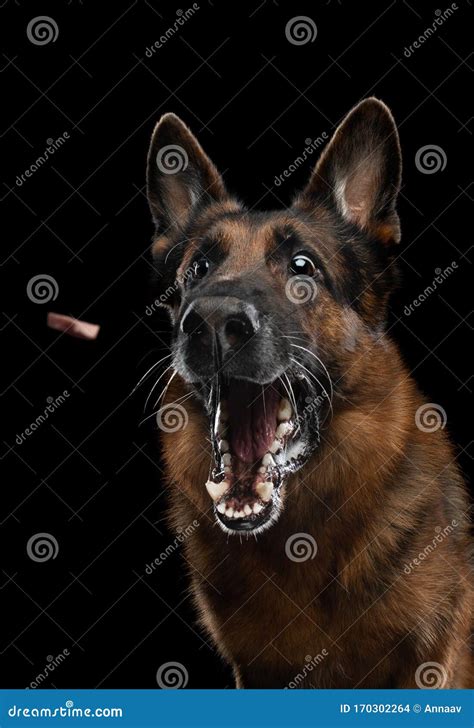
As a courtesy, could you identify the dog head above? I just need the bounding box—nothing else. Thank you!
[146,98,402,534]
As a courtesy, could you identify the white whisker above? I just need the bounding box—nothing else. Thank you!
[282,373,300,433]
[153,368,178,411]
[139,373,194,427]
[131,352,173,395]
[144,364,174,412]
[289,343,334,402]
[290,356,333,424]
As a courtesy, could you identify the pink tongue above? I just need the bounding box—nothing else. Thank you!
[227,381,279,464]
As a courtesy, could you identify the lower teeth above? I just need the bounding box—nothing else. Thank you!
[208,397,295,521]
[255,481,273,502]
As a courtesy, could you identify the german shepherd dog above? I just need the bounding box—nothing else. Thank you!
[145,99,472,688]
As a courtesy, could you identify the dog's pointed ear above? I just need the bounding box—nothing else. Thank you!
[146,113,227,232]
[296,98,402,245]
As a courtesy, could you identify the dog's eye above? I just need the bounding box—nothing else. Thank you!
[192,257,210,279]
[289,253,318,277]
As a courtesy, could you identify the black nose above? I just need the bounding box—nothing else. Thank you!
[180,297,259,353]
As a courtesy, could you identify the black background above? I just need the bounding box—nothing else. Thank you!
[1,0,472,689]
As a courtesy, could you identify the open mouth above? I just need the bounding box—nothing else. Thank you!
[204,378,319,533]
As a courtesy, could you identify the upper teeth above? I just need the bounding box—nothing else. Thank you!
[262,453,275,467]
[276,421,292,438]
[219,439,229,453]
[278,398,292,422]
